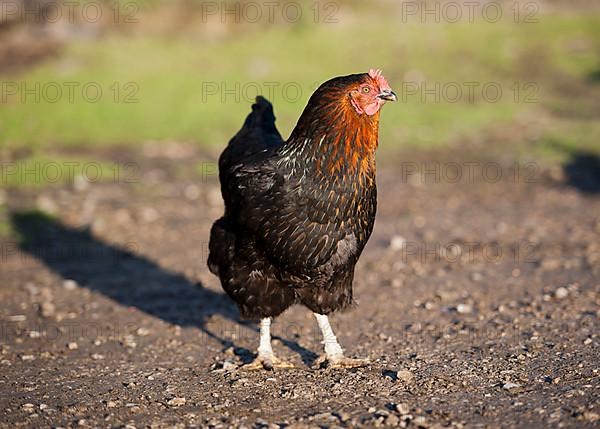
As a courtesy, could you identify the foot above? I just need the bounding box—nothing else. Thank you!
[241,354,295,371]
[312,313,368,369]
[314,354,370,369]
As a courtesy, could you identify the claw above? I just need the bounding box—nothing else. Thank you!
[314,354,370,369]
[241,357,269,371]
[241,355,295,371]
[329,356,370,369]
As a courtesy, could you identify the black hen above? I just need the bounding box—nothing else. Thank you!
[208,70,396,369]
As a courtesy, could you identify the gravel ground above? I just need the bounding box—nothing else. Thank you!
[0,143,598,428]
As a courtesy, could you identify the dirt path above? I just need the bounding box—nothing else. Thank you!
[0,145,598,428]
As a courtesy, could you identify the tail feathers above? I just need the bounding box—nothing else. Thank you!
[220,96,283,171]
[241,96,280,135]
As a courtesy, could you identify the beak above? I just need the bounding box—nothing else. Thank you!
[378,89,397,102]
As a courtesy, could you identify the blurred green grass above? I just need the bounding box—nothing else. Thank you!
[1,9,599,157]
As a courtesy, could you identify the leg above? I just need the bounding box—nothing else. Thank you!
[242,318,294,370]
[314,313,369,369]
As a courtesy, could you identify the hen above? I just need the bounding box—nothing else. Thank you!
[208,69,396,369]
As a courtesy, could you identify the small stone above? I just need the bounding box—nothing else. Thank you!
[140,207,159,223]
[222,361,237,371]
[386,414,400,426]
[396,403,410,415]
[555,287,569,299]
[115,209,131,223]
[40,302,56,318]
[503,382,521,390]
[106,401,117,408]
[456,303,472,314]
[541,259,561,270]
[383,369,398,381]
[336,411,351,422]
[167,397,186,407]
[397,370,414,384]
[36,195,57,214]
[122,336,137,349]
[375,409,389,418]
[470,272,483,282]
[584,338,592,345]
[63,280,78,290]
[391,278,403,288]
[414,416,427,425]
[136,327,151,336]
[91,353,104,360]
[414,216,426,228]
[184,184,201,200]
[389,235,406,251]
[22,403,35,411]
[21,355,35,361]
[73,175,89,191]
[25,283,40,295]
[39,404,48,410]
[8,315,26,322]
[67,342,78,350]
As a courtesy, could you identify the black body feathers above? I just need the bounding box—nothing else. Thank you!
[208,77,378,319]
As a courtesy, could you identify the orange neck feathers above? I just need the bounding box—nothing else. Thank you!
[286,83,380,181]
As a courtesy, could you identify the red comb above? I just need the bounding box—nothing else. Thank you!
[368,68,391,91]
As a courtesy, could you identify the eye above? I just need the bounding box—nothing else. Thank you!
[362,87,370,93]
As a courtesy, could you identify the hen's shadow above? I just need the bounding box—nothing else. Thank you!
[10,211,317,365]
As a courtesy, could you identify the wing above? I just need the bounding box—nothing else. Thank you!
[226,155,376,280]
[218,98,376,282]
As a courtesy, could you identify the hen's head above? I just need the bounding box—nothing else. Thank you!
[300,69,396,121]
[347,69,397,116]
[291,69,396,158]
